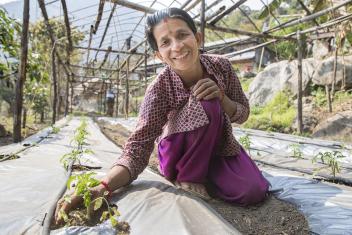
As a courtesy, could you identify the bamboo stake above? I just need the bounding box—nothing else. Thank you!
[13,0,29,143]
[297,30,303,134]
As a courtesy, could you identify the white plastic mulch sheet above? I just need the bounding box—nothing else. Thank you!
[0,117,239,235]
[98,117,352,235]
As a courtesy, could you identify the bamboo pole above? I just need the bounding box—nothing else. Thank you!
[200,0,205,51]
[209,0,247,25]
[115,56,120,117]
[51,44,58,124]
[297,30,303,134]
[74,45,144,55]
[125,37,131,118]
[13,0,29,143]
[326,85,332,112]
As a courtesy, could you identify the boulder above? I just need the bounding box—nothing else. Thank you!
[248,58,317,106]
[312,55,352,88]
[312,111,352,143]
[312,40,330,60]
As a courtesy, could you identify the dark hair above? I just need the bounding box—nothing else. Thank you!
[146,8,197,51]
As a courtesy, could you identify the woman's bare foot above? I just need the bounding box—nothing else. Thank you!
[174,181,211,200]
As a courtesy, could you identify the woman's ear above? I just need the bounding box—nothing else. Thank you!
[195,32,203,47]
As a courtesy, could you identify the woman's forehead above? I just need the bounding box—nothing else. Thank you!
[153,18,191,37]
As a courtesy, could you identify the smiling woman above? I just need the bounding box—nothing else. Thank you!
[55,7,269,224]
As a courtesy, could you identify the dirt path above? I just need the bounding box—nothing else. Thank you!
[96,119,310,235]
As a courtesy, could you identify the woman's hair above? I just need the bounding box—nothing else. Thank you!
[146,8,197,51]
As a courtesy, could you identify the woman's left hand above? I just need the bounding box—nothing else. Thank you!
[192,78,222,101]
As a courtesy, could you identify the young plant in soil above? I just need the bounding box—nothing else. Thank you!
[289,144,303,159]
[239,134,251,155]
[51,125,60,134]
[60,119,95,171]
[312,151,346,179]
[57,172,130,233]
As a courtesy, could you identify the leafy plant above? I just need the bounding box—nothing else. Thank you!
[289,144,303,159]
[51,125,60,134]
[312,151,346,179]
[59,172,122,228]
[60,119,94,170]
[239,134,251,154]
[244,91,296,132]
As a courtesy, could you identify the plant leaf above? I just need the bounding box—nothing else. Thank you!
[110,216,118,227]
[94,197,103,211]
[100,211,109,222]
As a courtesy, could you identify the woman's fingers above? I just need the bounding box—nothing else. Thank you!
[202,89,221,100]
[193,78,220,100]
[193,79,214,95]
[196,85,218,100]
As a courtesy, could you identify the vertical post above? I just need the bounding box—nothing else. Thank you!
[296,30,303,134]
[200,0,205,51]
[125,37,131,119]
[13,0,30,142]
[51,45,58,125]
[144,37,148,91]
[115,56,120,117]
[64,71,70,116]
[70,73,74,113]
[326,85,332,112]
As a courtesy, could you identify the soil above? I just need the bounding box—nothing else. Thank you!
[96,119,310,235]
[51,204,130,234]
[0,121,50,147]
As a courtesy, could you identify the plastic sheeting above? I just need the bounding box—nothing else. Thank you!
[0,117,239,235]
[97,117,352,235]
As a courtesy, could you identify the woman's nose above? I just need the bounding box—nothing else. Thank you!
[171,40,183,51]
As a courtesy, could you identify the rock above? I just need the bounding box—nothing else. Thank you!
[312,111,352,143]
[312,40,329,60]
[0,124,7,137]
[248,59,317,106]
[312,55,352,88]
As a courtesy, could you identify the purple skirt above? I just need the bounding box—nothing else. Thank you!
[158,99,269,205]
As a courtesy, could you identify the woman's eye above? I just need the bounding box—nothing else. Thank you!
[160,40,169,46]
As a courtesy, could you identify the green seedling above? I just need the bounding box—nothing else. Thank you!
[239,134,251,154]
[59,172,122,228]
[61,118,94,170]
[289,144,303,159]
[51,126,60,134]
[60,148,94,170]
[312,151,346,179]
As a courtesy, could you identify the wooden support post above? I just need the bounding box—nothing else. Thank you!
[115,56,120,117]
[297,30,303,134]
[144,38,148,91]
[331,43,338,98]
[326,85,332,112]
[125,37,131,118]
[51,45,58,124]
[13,0,29,143]
[200,0,205,51]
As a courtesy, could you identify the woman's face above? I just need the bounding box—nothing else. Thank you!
[153,17,202,73]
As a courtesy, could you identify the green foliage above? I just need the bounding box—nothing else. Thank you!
[51,125,60,134]
[312,151,346,179]
[244,91,296,132]
[0,8,20,58]
[239,78,253,92]
[60,119,94,170]
[62,172,121,227]
[239,134,251,154]
[289,143,303,159]
[311,86,326,107]
[257,0,284,19]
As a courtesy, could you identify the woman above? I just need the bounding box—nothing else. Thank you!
[55,8,268,223]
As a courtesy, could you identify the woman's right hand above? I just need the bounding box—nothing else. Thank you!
[54,185,105,225]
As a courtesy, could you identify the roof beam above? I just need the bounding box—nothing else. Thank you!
[73,45,144,55]
[210,0,247,25]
